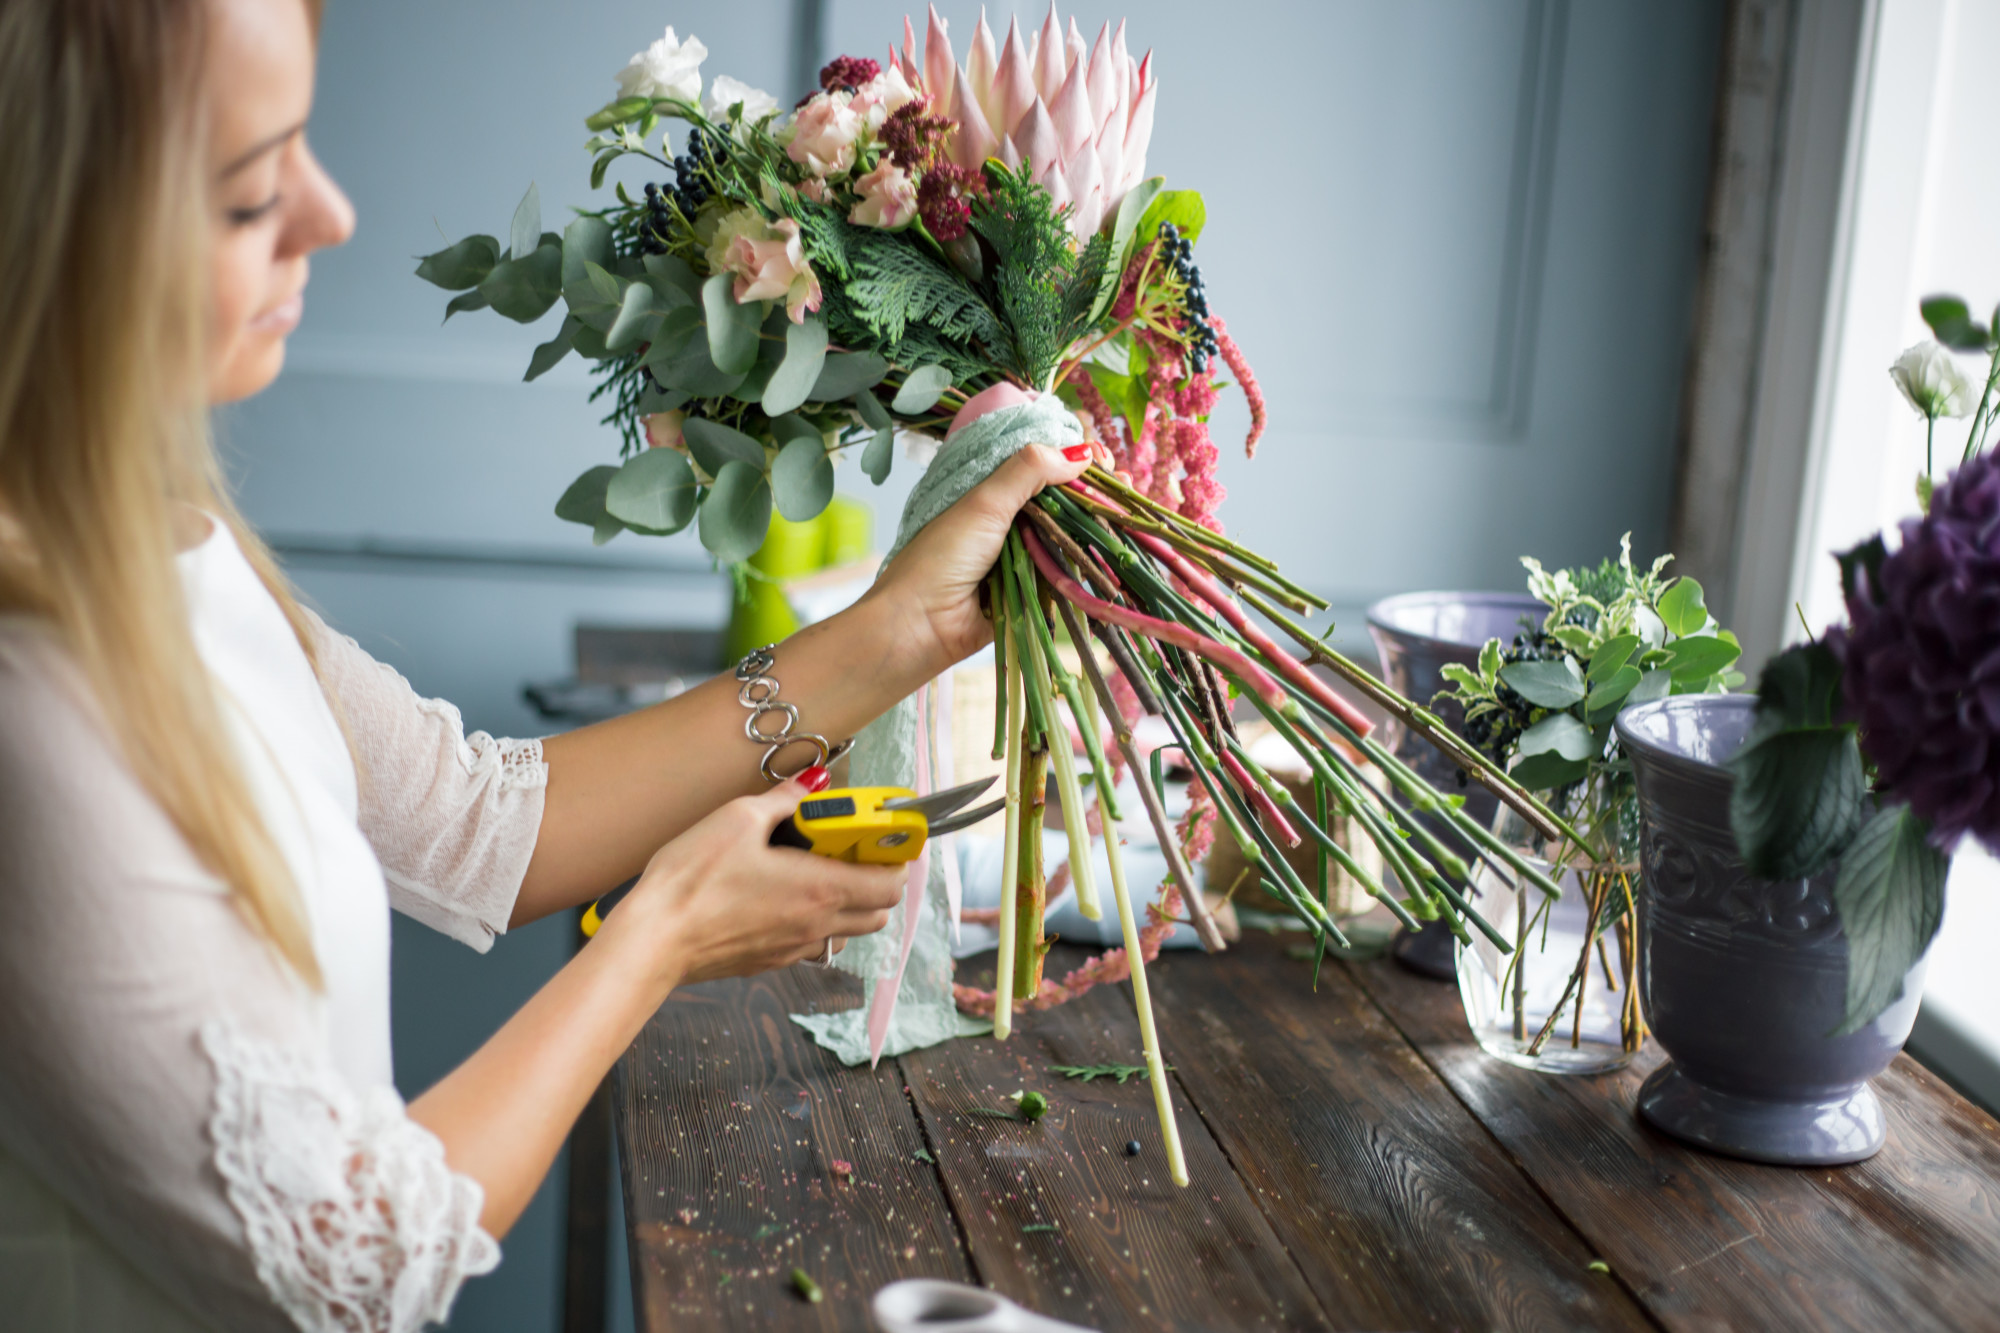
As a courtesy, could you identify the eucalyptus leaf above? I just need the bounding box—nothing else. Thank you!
[703,274,760,375]
[853,388,891,432]
[770,436,835,521]
[809,352,890,402]
[861,427,894,484]
[649,320,744,396]
[592,513,624,545]
[1499,657,1586,709]
[729,360,776,404]
[605,448,699,535]
[561,216,613,287]
[524,316,578,381]
[604,280,657,352]
[891,364,952,414]
[636,385,690,416]
[1831,803,1948,1034]
[762,316,829,416]
[443,289,491,321]
[767,414,822,446]
[508,182,542,264]
[1519,712,1594,762]
[554,465,619,527]
[698,460,773,562]
[643,251,702,303]
[1665,634,1740,682]
[416,234,500,290]
[582,260,623,307]
[478,242,563,322]
[681,417,767,477]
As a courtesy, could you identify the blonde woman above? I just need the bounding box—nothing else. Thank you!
[0,1,1087,1328]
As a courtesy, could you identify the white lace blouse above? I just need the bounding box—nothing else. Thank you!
[0,522,547,1331]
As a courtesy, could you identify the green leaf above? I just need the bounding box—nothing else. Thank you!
[681,417,767,477]
[1728,726,1867,880]
[603,280,658,353]
[1499,657,1586,709]
[1549,625,1595,654]
[636,385,690,416]
[1136,188,1206,245]
[524,315,577,381]
[762,316,829,416]
[1626,668,1672,712]
[853,389,891,432]
[1919,294,1993,352]
[1752,641,1846,728]
[643,252,703,304]
[554,465,619,527]
[1656,578,1708,638]
[767,413,822,446]
[703,274,761,375]
[1832,803,1948,1034]
[1837,535,1888,607]
[561,216,612,289]
[809,352,890,401]
[443,288,490,320]
[1519,711,1594,762]
[1510,750,1590,791]
[891,364,952,414]
[581,260,623,308]
[478,242,563,322]
[1665,634,1741,683]
[770,436,834,521]
[604,448,699,535]
[1088,176,1164,326]
[508,182,542,264]
[698,460,773,562]
[1477,638,1504,682]
[647,317,744,396]
[1587,633,1641,682]
[1439,663,1485,694]
[861,426,894,484]
[416,234,500,290]
[1584,664,1642,721]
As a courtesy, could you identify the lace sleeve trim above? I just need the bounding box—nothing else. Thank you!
[200,1021,500,1333]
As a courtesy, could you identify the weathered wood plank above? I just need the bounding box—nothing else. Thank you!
[1349,954,2000,1333]
[612,965,971,1331]
[899,949,1331,1331]
[1149,933,1655,1330]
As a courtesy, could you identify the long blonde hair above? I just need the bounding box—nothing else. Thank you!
[0,0,326,987]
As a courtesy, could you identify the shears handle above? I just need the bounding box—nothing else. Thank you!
[578,812,823,938]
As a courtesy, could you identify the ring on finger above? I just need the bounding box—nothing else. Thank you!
[804,936,835,968]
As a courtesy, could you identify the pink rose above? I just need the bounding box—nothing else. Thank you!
[848,65,916,131]
[848,160,918,229]
[642,409,686,452]
[723,216,823,323]
[785,93,861,176]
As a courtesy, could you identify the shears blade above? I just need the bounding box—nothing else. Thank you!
[925,796,1006,837]
[878,776,997,823]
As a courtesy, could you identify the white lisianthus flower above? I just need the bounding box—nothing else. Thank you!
[1889,341,1976,420]
[615,27,706,103]
[704,76,778,127]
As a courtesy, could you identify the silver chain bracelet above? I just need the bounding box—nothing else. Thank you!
[734,644,854,783]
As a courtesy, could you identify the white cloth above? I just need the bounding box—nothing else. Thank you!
[0,522,547,1331]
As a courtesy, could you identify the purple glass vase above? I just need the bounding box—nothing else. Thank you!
[1365,591,1546,979]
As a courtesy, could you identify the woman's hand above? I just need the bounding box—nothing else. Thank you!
[867,443,1090,678]
[593,777,905,990]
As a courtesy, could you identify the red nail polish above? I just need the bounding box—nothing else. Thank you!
[797,765,831,793]
[1062,443,1090,462]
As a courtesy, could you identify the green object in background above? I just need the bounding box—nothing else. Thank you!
[721,497,876,666]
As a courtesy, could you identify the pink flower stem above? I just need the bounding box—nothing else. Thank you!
[1122,528,1376,739]
[1020,527,1290,714]
[1219,749,1300,848]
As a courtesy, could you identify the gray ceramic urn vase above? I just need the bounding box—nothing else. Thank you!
[1366,591,1546,980]
[1616,695,1931,1166]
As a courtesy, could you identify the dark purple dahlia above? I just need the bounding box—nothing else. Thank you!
[1836,450,2000,853]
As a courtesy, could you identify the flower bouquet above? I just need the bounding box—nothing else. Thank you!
[418,6,1578,1184]
[1438,539,1742,1066]
[1730,293,2000,1035]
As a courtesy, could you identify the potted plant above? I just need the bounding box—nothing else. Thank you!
[1438,539,1743,1072]
[1618,294,2000,1164]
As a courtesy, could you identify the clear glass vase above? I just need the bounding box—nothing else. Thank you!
[1455,812,1643,1075]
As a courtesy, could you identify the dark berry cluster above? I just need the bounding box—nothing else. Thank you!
[640,127,726,254]
[1159,222,1219,375]
[1462,628,1566,760]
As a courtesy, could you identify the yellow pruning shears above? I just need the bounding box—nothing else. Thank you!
[580,778,1001,937]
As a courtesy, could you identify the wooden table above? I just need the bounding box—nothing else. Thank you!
[609,929,2000,1331]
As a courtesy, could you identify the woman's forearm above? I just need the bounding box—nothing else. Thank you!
[513,589,949,926]
[406,920,675,1238]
